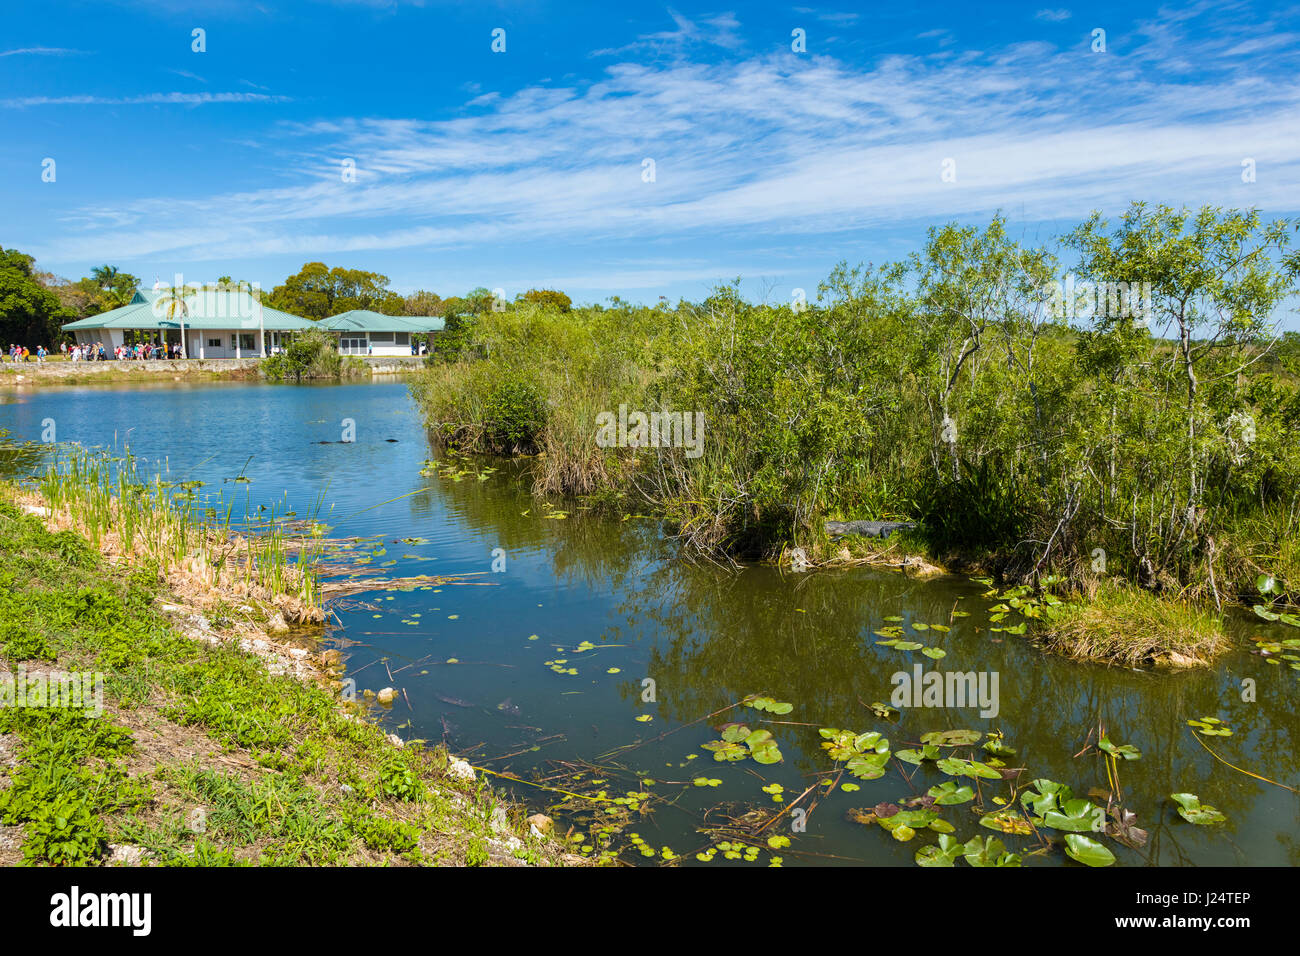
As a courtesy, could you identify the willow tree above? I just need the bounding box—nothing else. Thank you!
[909,216,1058,482]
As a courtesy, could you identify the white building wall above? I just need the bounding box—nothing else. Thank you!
[186,330,264,359]
[337,332,415,356]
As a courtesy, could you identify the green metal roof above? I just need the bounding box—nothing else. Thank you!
[320,310,445,333]
[62,290,316,332]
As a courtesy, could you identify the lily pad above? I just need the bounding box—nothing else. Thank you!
[915,834,963,867]
[1042,798,1106,833]
[1170,792,1227,825]
[927,780,976,805]
[745,694,794,716]
[978,808,1033,835]
[1097,734,1141,760]
[1187,717,1232,737]
[963,835,1022,867]
[937,757,1002,779]
[1063,833,1115,867]
[921,729,982,747]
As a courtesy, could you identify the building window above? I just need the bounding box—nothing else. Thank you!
[394,332,409,345]
[235,333,255,351]
[340,335,366,354]
[369,332,394,343]
[207,338,222,348]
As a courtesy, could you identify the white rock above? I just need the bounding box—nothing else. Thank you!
[108,844,145,865]
[446,756,476,782]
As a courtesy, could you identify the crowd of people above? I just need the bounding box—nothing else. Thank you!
[6,344,47,362]
[5,341,186,362]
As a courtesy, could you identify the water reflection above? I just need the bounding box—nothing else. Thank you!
[0,380,1293,866]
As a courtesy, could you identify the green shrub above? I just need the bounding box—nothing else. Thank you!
[484,375,547,453]
[262,327,342,382]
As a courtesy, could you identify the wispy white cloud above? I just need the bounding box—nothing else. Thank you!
[1034,9,1073,22]
[1,91,289,108]
[30,4,1300,277]
[592,9,745,57]
[0,46,86,57]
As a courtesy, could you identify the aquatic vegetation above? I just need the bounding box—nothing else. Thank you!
[1097,735,1141,760]
[928,781,976,805]
[30,446,323,617]
[978,808,1034,835]
[1063,834,1115,867]
[982,732,1016,758]
[961,835,1022,867]
[936,757,1002,780]
[1187,716,1232,737]
[921,729,982,746]
[1031,582,1227,667]
[915,834,964,866]
[703,723,783,764]
[819,728,891,779]
[743,694,793,715]
[1170,792,1228,825]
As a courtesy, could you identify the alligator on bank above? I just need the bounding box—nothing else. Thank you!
[824,520,917,538]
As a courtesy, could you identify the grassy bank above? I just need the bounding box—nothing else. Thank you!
[410,205,1300,666]
[0,488,576,867]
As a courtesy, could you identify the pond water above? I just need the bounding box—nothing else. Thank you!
[1,379,1296,866]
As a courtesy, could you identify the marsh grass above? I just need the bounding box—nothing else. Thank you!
[1034,583,1229,667]
[32,446,323,618]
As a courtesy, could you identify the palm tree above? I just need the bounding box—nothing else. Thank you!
[91,265,118,291]
[154,284,191,359]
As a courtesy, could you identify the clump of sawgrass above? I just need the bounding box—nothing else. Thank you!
[1035,582,1228,667]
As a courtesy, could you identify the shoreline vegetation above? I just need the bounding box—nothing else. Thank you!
[410,205,1300,668]
[0,446,577,867]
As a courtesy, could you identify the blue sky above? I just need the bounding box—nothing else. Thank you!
[3,0,1300,313]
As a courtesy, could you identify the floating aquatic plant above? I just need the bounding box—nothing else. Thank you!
[962,835,1022,867]
[1097,734,1141,760]
[927,781,976,805]
[819,729,891,779]
[743,694,793,715]
[1187,716,1232,737]
[1064,833,1115,867]
[703,723,783,764]
[1170,792,1227,825]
